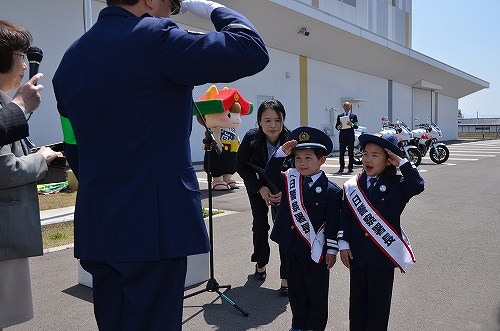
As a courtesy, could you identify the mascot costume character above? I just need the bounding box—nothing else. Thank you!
[194,85,253,190]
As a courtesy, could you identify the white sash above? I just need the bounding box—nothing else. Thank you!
[344,175,415,273]
[285,168,325,263]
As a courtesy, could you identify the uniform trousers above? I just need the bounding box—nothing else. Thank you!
[248,190,288,279]
[81,257,187,331]
[349,265,395,331]
[339,133,355,171]
[288,251,329,331]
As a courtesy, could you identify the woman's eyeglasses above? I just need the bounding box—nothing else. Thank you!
[13,52,27,62]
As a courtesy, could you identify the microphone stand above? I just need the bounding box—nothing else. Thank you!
[184,100,249,317]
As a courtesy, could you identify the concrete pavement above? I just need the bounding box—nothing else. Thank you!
[9,139,500,330]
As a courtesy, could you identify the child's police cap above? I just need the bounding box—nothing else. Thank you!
[288,126,333,155]
[359,133,403,157]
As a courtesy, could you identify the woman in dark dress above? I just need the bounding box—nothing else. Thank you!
[236,99,291,295]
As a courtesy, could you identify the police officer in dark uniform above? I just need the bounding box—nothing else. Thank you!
[336,101,359,173]
[53,0,269,330]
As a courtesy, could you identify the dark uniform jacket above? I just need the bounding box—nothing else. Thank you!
[266,155,343,258]
[338,162,425,268]
[53,6,269,262]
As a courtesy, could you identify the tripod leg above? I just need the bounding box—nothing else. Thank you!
[216,290,249,317]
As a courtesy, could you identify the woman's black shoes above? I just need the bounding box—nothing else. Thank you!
[254,264,266,280]
[279,285,289,296]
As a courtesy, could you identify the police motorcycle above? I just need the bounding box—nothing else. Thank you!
[352,126,367,165]
[410,117,449,164]
[380,117,422,167]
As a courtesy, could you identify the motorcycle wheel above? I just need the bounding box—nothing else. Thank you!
[406,148,422,167]
[430,145,449,164]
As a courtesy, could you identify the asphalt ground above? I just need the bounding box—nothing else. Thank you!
[8,139,500,331]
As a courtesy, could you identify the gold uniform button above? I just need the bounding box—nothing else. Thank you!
[291,226,294,230]
[381,198,385,201]
[365,233,369,237]
[315,202,319,206]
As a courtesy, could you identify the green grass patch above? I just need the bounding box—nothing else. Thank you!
[203,207,223,218]
[458,132,500,139]
[42,221,74,249]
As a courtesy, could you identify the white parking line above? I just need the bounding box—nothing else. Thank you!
[447,154,495,157]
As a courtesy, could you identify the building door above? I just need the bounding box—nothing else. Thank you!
[412,88,432,128]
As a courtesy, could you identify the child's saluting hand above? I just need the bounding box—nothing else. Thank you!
[282,140,298,155]
[385,148,403,167]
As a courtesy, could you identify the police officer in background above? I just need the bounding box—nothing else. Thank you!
[336,101,359,173]
[53,0,269,330]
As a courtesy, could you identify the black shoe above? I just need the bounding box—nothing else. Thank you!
[279,285,288,296]
[336,169,344,173]
[347,169,354,173]
[254,264,266,280]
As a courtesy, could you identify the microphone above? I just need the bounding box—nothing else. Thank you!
[27,46,43,84]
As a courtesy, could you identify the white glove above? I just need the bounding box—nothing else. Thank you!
[179,0,225,21]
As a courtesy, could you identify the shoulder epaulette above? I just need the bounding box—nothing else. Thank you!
[221,23,252,31]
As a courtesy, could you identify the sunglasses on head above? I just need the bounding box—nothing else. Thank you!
[170,0,181,15]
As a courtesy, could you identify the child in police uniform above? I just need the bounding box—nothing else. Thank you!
[265,126,343,331]
[338,133,425,330]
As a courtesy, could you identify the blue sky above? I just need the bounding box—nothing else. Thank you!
[412,1,500,119]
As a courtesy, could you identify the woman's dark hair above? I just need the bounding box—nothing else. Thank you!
[250,99,290,147]
[0,20,32,73]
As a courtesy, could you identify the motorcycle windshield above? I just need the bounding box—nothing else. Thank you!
[431,122,442,135]
[401,122,411,130]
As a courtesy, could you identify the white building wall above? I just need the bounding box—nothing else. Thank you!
[291,0,411,46]
[308,58,389,148]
